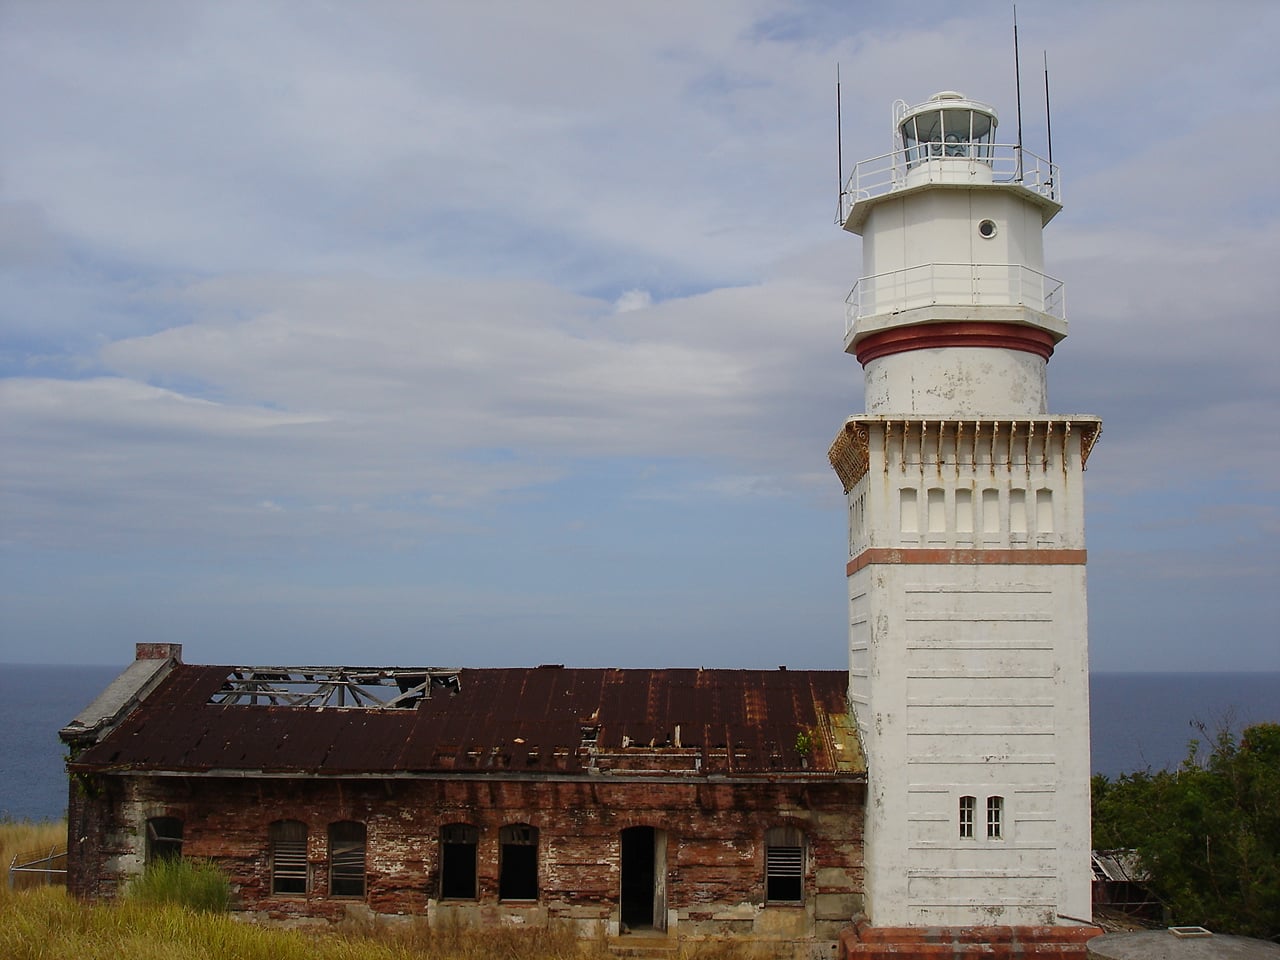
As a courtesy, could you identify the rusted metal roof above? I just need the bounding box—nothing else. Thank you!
[69,664,863,779]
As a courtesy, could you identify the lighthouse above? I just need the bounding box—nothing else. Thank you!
[829,92,1099,926]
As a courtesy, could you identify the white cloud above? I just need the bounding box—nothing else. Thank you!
[1,0,1276,669]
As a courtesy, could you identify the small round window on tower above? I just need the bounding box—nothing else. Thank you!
[978,219,998,239]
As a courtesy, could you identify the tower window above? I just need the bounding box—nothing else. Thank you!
[328,821,366,898]
[440,823,479,900]
[269,819,308,895]
[978,219,998,238]
[958,796,976,839]
[987,796,1005,840]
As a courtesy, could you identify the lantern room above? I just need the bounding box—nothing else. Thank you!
[898,91,997,165]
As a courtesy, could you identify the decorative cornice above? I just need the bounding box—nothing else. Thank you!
[827,416,1102,494]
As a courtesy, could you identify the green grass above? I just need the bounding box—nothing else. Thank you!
[128,857,231,912]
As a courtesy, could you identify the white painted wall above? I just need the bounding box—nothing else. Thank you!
[863,348,1048,416]
[846,420,1094,926]
[861,189,1048,281]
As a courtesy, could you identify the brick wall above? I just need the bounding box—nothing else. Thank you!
[71,772,864,940]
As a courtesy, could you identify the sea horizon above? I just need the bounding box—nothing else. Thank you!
[2,665,1277,822]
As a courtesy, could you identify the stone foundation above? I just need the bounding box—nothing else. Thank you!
[839,921,1102,960]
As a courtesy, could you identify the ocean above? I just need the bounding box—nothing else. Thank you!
[1,665,1276,822]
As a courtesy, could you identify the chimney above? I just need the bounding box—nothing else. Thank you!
[135,642,183,663]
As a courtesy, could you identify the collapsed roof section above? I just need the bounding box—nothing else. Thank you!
[66,660,863,781]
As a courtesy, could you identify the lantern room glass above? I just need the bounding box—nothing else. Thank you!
[901,108,995,166]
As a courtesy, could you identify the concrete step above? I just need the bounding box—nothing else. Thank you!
[610,934,680,959]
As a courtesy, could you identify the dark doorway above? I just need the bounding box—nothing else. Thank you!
[620,826,656,930]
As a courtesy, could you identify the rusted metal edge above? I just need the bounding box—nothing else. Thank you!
[65,765,868,784]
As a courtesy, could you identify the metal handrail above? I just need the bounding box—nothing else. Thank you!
[838,144,1061,222]
[845,262,1065,335]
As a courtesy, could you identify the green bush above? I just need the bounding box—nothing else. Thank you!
[1092,722,1280,939]
[128,857,231,913]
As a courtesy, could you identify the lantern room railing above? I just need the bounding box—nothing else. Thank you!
[845,262,1065,336]
[837,144,1061,223]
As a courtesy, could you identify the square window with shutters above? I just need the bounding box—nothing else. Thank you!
[765,826,805,903]
[328,821,366,898]
[270,820,308,896]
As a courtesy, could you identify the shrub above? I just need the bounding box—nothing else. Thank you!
[128,857,231,913]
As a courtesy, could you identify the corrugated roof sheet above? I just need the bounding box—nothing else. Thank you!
[70,665,863,779]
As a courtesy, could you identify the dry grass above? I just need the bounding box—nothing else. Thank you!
[0,887,617,960]
[0,818,65,871]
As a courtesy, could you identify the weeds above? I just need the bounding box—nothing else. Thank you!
[128,857,231,912]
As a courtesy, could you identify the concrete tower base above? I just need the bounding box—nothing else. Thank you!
[839,920,1103,960]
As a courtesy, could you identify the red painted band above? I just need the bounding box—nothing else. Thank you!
[854,322,1056,366]
[846,547,1087,576]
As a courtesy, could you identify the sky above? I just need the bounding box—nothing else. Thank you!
[1,1,1277,673]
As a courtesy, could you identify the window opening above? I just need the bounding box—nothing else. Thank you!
[146,817,184,863]
[765,825,804,902]
[270,819,308,895]
[499,824,538,901]
[987,796,1005,840]
[440,824,479,900]
[328,821,366,898]
[959,796,976,839]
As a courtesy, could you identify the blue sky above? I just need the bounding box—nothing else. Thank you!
[2,1,1277,672]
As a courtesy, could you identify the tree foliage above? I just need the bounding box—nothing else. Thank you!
[1092,722,1280,940]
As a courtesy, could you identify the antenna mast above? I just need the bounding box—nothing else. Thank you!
[1043,50,1054,171]
[1013,4,1024,181]
[836,63,844,223]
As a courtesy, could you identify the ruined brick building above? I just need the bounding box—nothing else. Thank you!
[62,643,866,949]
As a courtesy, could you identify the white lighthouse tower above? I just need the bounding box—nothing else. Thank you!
[829,92,1099,927]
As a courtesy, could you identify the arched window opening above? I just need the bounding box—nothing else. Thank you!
[986,796,1005,840]
[765,825,805,903]
[270,819,308,895]
[958,796,976,839]
[440,824,479,900]
[146,816,183,863]
[499,824,538,901]
[328,821,366,898]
